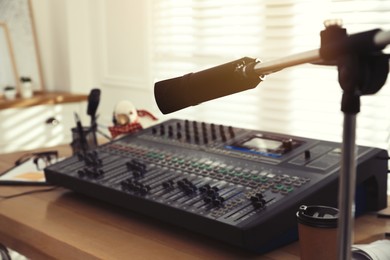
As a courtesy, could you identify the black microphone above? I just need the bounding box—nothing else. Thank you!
[87,88,101,122]
[154,57,263,114]
[86,88,101,147]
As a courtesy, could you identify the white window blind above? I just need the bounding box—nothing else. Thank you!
[151,0,390,151]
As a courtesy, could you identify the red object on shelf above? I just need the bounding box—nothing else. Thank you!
[108,109,158,139]
[108,122,143,139]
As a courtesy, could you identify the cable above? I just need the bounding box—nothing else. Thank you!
[0,243,11,260]
[0,186,58,200]
[0,181,53,186]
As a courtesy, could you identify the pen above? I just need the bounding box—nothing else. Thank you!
[74,112,87,155]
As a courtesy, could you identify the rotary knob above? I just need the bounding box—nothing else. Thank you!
[282,139,293,151]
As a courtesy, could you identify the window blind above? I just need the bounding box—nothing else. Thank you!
[151,0,390,151]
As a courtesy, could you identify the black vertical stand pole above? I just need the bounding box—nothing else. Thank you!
[338,113,357,260]
[335,52,388,259]
[91,119,99,147]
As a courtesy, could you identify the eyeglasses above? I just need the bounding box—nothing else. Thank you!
[15,151,59,170]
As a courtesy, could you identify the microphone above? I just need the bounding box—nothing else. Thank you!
[86,88,101,148]
[154,29,390,115]
[154,57,263,114]
[87,88,101,123]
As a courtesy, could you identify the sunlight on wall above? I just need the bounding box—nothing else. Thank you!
[0,104,73,153]
[2,106,48,152]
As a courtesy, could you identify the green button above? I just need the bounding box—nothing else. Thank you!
[243,173,251,179]
[218,168,228,174]
[260,177,268,182]
[234,172,243,177]
[275,184,284,190]
[251,175,261,181]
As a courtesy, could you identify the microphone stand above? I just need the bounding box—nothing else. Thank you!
[250,25,390,260]
[90,115,99,148]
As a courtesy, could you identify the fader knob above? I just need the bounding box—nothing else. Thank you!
[204,196,213,204]
[159,124,165,135]
[140,185,151,195]
[77,169,86,177]
[207,188,218,197]
[253,199,266,209]
[162,180,174,189]
[199,184,211,193]
[219,125,225,136]
[85,153,98,166]
[168,125,174,137]
[282,139,293,151]
[250,192,266,209]
[212,196,224,206]
[304,150,311,160]
[228,126,235,138]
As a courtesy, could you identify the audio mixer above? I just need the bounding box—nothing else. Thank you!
[44,119,388,252]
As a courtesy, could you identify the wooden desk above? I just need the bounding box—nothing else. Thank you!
[0,145,389,259]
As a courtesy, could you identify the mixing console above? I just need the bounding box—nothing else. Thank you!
[45,119,388,252]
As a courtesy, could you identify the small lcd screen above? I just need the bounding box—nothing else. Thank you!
[242,137,282,151]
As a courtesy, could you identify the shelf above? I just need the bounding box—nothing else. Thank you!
[0,91,88,110]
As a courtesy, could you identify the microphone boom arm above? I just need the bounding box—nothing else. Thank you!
[251,29,390,78]
[252,49,321,76]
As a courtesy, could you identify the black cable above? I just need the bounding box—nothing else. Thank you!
[0,186,58,200]
[97,129,112,141]
[0,181,52,186]
[0,243,11,260]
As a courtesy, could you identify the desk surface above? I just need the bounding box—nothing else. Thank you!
[0,145,389,259]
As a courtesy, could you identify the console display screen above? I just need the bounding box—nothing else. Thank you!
[242,137,282,151]
[225,134,304,158]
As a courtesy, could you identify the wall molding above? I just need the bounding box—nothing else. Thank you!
[96,1,150,92]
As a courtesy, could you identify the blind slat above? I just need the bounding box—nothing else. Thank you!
[151,0,390,150]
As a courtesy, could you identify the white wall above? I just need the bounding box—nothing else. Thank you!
[32,0,155,125]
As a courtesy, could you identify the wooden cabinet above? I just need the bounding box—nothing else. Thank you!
[0,92,87,153]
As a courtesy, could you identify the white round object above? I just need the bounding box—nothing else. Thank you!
[114,100,138,125]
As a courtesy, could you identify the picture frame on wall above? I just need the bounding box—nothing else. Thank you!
[0,21,19,100]
[0,0,45,96]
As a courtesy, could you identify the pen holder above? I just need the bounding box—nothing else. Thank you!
[70,127,98,154]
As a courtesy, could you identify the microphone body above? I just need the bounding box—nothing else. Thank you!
[154,57,262,114]
[154,29,390,115]
[87,88,101,147]
[87,88,101,121]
